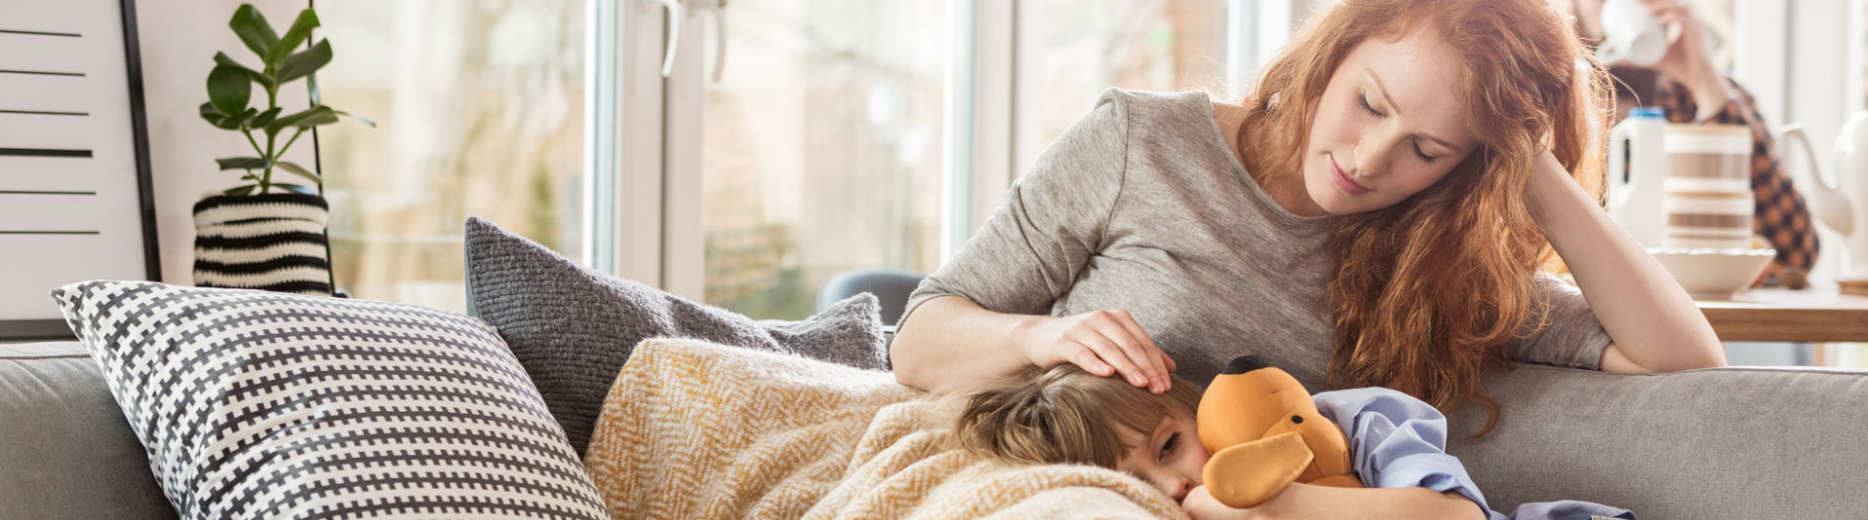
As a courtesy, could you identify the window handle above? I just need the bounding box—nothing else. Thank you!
[648,0,728,83]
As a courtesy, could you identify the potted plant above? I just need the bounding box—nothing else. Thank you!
[193,4,370,296]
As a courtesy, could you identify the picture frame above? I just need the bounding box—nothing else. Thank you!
[0,0,161,340]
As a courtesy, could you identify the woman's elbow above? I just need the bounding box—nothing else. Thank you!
[887,330,938,391]
[1600,340,1726,374]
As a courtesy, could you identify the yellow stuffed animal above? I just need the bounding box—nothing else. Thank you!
[1197,355,1364,509]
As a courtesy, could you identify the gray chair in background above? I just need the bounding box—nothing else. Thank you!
[816,270,926,325]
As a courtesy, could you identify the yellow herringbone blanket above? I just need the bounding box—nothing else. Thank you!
[584,338,1187,519]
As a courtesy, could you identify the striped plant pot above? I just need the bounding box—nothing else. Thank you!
[192,192,335,295]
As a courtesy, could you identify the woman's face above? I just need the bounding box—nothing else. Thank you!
[1298,30,1479,216]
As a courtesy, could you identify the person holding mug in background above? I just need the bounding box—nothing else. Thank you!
[1565,0,1820,287]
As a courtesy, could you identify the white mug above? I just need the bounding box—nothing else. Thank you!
[1596,0,1667,67]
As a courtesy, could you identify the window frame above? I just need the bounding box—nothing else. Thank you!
[592,0,1864,298]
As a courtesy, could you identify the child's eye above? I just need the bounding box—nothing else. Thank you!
[1159,432,1179,459]
[1358,93,1383,117]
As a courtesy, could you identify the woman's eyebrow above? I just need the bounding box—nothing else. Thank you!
[1368,69,1458,150]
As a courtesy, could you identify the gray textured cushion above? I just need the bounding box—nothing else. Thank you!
[0,341,176,520]
[463,217,888,456]
[1448,363,1868,518]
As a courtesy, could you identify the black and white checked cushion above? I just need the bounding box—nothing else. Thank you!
[51,281,612,520]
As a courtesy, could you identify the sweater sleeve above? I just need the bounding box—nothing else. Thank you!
[896,88,1131,331]
[1500,272,1612,370]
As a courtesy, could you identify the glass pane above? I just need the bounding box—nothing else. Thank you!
[1017,0,1231,168]
[701,1,950,320]
[318,0,587,312]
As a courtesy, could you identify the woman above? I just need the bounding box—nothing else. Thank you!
[1569,0,1820,287]
[894,0,1729,392]
[898,0,1722,499]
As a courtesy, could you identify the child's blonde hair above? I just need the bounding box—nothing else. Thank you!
[952,363,1202,468]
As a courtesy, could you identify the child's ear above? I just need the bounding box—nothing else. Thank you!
[1200,431,1314,509]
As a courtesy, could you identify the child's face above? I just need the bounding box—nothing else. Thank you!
[1116,412,1210,501]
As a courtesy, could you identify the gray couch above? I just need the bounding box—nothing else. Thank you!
[4,339,1865,518]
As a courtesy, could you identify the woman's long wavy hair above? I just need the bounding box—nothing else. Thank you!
[1236,0,1612,435]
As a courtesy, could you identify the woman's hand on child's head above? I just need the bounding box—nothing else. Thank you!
[1014,309,1176,394]
[1182,485,1260,520]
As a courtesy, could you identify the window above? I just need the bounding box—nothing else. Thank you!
[312,0,1256,320]
[1014,0,1236,176]
[316,0,588,312]
[695,1,951,319]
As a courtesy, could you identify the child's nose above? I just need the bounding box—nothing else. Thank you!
[1169,476,1194,501]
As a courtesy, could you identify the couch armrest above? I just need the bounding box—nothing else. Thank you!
[1,342,176,519]
[1448,363,1868,517]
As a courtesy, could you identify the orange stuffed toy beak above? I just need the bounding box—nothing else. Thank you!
[1196,355,1362,509]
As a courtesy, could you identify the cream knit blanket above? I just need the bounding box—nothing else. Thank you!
[584,338,1186,519]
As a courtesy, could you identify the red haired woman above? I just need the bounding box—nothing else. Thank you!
[891,0,1723,517]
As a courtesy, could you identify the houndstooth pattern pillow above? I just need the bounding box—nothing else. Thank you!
[51,281,613,520]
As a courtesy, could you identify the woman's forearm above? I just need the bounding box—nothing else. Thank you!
[1528,154,1726,372]
[890,296,1042,393]
[1250,484,1484,520]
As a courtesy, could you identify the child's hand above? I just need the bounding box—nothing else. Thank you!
[1182,485,1261,520]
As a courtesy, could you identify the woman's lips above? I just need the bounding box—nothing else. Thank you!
[1329,154,1370,195]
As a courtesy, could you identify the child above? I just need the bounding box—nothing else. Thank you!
[951,363,1209,502]
[951,363,1635,520]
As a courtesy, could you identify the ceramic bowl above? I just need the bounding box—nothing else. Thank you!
[1648,248,1776,300]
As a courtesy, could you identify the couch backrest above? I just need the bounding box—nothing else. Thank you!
[0,341,175,519]
[1448,363,1868,518]
[8,339,1866,518]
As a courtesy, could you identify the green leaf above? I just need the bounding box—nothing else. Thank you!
[214,52,275,89]
[275,40,332,85]
[249,107,283,128]
[217,157,270,171]
[273,183,317,196]
[267,106,337,133]
[223,185,258,196]
[207,65,252,116]
[228,4,279,60]
[199,102,226,123]
[332,109,375,128]
[275,161,321,182]
[214,108,257,130]
[266,10,321,68]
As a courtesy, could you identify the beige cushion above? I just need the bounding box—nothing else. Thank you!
[1449,363,1868,518]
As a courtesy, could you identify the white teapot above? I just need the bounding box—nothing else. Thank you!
[1780,112,1868,278]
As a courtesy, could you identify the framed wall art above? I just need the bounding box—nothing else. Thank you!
[0,0,160,340]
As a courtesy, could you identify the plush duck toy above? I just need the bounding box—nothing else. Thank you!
[1197,355,1364,509]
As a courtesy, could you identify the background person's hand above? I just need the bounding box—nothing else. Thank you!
[1016,309,1176,394]
[1640,0,1726,105]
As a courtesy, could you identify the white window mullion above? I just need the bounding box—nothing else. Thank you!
[944,0,1014,262]
[661,2,708,301]
[1225,0,1260,99]
[1732,0,1787,125]
[589,0,673,289]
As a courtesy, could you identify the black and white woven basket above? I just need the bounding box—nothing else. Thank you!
[192,192,334,296]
